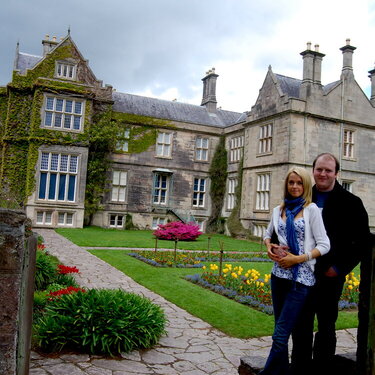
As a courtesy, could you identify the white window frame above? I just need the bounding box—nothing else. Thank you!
[43,95,84,132]
[36,211,53,225]
[229,135,244,162]
[57,212,74,226]
[255,173,270,211]
[343,129,354,159]
[195,218,205,232]
[152,217,166,229]
[227,178,238,210]
[258,124,273,154]
[341,180,353,193]
[195,137,209,161]
[153,174,169,205]
[193,178,206,207]
[253,224,267,238]
[109,214,124,228]
[116,129,130,152]
[38,152,78,202]
[111,170,127,202]
[156,132,172,157]
[55,62,77,80]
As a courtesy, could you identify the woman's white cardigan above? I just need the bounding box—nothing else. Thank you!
[264,203,330,271]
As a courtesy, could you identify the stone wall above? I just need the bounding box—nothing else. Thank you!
[0,209,36,375]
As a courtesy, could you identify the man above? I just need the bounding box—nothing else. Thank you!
[291,153,370,372]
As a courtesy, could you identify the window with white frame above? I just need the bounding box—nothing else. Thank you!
[58,212,74,226]
[38,152,78,202]
[227,178,238,210]
[56,62,76,80]
[116,129,130,152]
[229,135,244,162]
[152,217,166,229]
[253,224,267,238]
[343,129,354,158]
[111,170,127,202]
[43,96,84,131]
[109,214,124,228]
[195,218,205,232]
[36,211,52,225]
[258,124,273,154]
[255,173,270,211]
[153,174,169,205]
[193,178,206,207]
[341,180,353,192]
[195,137,209,161]
[156,132,172,157]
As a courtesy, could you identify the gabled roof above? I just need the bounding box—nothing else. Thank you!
[15,52,42,74]
[112,92,245,128]
[274,73,343,99]
[274,74,301,98]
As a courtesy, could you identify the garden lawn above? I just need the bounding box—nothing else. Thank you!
[88,249,358,338]
[56,226,264,252]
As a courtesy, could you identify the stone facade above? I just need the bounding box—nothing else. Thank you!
[0,35,374,233]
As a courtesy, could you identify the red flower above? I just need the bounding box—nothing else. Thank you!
[48,286,85,298]
[57,264,80,274]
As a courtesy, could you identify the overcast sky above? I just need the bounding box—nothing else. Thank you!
[1,0,375,113]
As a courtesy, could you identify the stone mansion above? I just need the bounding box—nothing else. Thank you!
[0,35,374,234]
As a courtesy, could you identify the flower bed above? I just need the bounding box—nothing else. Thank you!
[186,264,360,314]
[128,250,270,268]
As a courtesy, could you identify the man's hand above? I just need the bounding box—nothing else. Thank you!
[324,266,338,277]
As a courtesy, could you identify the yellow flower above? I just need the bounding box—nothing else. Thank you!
[260,282,264,287]
[348,285,353,290]
[202,266,206,270]
[231,272,238,278]
[223,268,229,274]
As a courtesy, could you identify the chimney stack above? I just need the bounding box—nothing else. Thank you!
[201,68,218,112]
[300,42,325,98]
[368,65,375,105]
[340,39,356,78]
[42,34,59,56]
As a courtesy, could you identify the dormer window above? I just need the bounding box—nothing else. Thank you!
[56,62,76,80]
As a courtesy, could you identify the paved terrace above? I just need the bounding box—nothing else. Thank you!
[30,229,357,375]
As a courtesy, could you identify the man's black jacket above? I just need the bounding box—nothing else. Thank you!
[313,181,370,277]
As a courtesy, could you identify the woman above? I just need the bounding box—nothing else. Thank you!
[259,167,330,375]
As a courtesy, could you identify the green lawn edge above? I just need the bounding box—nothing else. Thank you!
[88,249,358,339]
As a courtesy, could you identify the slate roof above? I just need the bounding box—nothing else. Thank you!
[15,52,42,74]
[275,74,301,98]
[274,73,341,99]
[112,92,246,128]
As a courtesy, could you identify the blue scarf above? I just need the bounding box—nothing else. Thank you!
[284,197,305,280]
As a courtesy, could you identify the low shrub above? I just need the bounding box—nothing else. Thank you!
[35,289,167,355]
[153,221,202,241]
[35,251,58,290]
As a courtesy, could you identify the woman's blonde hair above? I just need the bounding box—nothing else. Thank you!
[281,167,312,207]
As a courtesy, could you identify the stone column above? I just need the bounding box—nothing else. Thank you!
[0,209,36,375]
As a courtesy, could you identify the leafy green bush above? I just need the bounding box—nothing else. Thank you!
[35,289,167,355]
[34,251,58,290]
[33,290,49,322]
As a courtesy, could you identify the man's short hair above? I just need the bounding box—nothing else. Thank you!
[312,153,340,173]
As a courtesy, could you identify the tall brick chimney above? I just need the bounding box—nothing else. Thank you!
[340,39,356,79]
[300,42,325,98]
[42,34,59,56]
[201,68,218,112]
[368,66,375,106]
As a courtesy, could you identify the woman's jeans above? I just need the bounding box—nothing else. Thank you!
[259,275,312,375]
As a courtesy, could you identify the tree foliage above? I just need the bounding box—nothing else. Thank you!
[206,136,227,233]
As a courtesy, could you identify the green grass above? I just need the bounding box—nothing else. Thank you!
[56,226,264,252]
[89,249,359,338]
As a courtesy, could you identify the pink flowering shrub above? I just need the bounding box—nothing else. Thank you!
[153,221,202,241]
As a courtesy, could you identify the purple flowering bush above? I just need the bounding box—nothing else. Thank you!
[153,221,202,241]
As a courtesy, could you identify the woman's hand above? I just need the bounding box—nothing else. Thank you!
[277,252,300,269]
[267,244,287,262]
